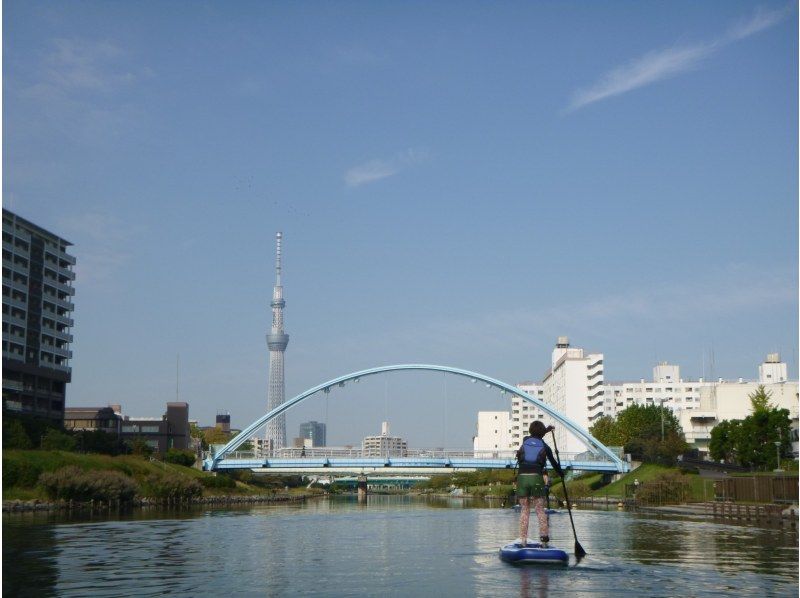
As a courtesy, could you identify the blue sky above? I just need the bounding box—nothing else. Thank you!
[4,1,797,447]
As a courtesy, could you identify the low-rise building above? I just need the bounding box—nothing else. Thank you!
[64,402,190,454]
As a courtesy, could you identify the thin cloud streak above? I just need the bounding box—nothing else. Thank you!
[566,6,790,112]
[344,149,429,188]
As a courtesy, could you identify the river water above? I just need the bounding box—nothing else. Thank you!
[4,496,798,597]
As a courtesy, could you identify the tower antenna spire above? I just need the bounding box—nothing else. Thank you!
[275,231,282,286]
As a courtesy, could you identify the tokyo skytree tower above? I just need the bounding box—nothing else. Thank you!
[265,232,289,452]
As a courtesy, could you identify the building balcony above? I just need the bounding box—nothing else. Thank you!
[42,324,72,343]
[42,344,72,359]
[2,348,25,362]
[5,313,27,327]
[43,277,75,296]
[44,309,74,327]
[3,276,28,294]
[3,295,28,311]
[43,294,74,312]
[45,247,76,266]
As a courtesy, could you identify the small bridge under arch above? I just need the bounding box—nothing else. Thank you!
[203,364,629,474]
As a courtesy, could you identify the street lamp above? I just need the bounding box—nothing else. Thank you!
[774,429,784,473]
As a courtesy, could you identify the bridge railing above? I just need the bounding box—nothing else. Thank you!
[205,447,610,463]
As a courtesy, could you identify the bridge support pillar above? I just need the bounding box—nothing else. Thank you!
[357,475,368,502]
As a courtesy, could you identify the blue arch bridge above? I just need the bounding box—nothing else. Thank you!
[203,364,629,475]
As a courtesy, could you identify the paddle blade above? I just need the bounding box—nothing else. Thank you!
[575,541,587,560]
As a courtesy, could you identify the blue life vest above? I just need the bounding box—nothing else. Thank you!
[519,437,546,466]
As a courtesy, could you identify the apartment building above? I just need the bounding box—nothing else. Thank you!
[2,209,76,422]
[362,421,408,457]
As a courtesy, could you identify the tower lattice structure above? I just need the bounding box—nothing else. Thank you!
[265,232,289,453]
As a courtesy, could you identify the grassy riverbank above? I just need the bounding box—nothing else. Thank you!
[2,450,314,502]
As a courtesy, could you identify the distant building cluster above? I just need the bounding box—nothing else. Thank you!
[64,402,190,453]
[474,337,799,459]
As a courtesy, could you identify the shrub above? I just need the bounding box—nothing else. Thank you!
[4,419,33,449]
[200,474,236,489]
[38,466,138,503]
[551,479,591,501]
[164,449,196,467]
[3,457,43,488]
[126,437,154,457]
[145,474,203,501]
[41,429,77,451]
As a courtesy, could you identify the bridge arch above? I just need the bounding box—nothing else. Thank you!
[204,364,624,471]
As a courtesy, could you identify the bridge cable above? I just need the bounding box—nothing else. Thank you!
[442,372,447,456]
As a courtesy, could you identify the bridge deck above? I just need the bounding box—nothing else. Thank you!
[214,457,629,473]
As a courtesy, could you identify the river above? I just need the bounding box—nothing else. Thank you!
[3,496,798,597]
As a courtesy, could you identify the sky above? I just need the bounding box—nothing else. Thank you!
[4,1,798,448]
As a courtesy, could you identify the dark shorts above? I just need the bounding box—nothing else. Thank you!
[517,474,547,498]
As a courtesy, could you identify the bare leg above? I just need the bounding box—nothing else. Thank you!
[519,497,530,543]
[533,496,549,539]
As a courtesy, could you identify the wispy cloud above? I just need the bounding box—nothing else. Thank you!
[344,149,429,188]
[566,6,790,112]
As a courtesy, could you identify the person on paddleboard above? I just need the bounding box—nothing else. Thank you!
[516,420,563,548]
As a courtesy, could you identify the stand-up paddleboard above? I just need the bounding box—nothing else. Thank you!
[499,542,569,565]
[511,504,561,515]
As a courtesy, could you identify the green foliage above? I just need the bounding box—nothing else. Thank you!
[200,474,237,489]
[190,424,209,450]
[38,466,138,503]
[144,474,203,501]
[74,430,128,455]
[749,385,774,413]
[126,437,154,457]
[589,404,688,463]
[203,427,231,446]
[3,456,43,488]
[589,416,623,446]
[40,429,77,451]
[709,420,741,462]
[708,406,791,469]
[164,449,196,467]
[3,418,32,449]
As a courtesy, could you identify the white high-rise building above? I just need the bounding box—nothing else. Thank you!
[542,337,604,455]
[473,411,512,457]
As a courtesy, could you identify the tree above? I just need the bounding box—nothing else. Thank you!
[708,419,741,462]
[190,423,209,450]
[594,404,688,463]
[708,406,792,469]
[126,436,154,457]
[3,418,32,449]
[749,385,774,413]
[589,416,623,446]
[40,429,77,451]
[203,427,230,446]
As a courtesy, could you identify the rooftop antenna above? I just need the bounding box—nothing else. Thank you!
[176,353,180,402]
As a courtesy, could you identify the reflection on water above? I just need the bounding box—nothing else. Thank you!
[4,497,798,597]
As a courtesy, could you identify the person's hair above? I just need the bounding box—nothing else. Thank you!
[529,420,547,439]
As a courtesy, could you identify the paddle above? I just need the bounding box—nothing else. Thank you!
[550,429,586,560]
